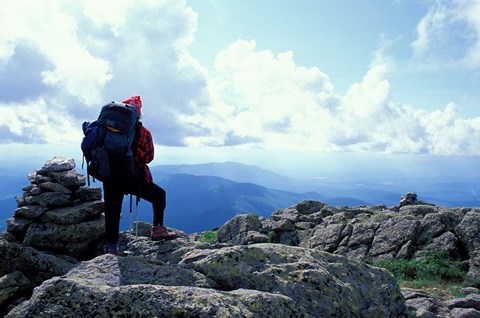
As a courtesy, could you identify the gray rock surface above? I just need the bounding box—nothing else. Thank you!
[74,186,102,202]
[217,213,264,245]
[40,200,103,225]
[13,205,46,219]
[180,243,406,317]
[457,212,480,252]
[0,271,30,315]
[23,216,105,258]
[0,240,77,286]
[7,245,407,318]
[469,250,480,287]
[219,200,480,289]
[40,156,76,172]
[39,181,72,194]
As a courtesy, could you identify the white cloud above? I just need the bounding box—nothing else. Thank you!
[0,98,80,143]
[198,39,336,150]
[412,1,449,56]
[370,35,399,71]
[0,0,112,105]
[459,0,480,67]
[81,0,133,36]
[411,0,480,68]
[182,41,480,155]
[0,0,208,146]
[0,1,479,156]
[421,103,480,154]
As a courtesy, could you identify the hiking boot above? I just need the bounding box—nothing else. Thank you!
[151,225,177,241]
[107,243,121,256]
[108,248,119,255]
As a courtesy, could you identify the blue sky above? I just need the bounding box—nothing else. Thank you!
[188,0,480,117]
[0,0,479,173]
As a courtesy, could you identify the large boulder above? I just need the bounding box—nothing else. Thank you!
[0,239,77,285]
[369,215,420,260]
[7,279,305,318]
[23,216,105,258]
[40,200,104,225]
[180,243,407,317]
[467,249,480,287]
[271,200,327,223]
[39,156,76,173]
[456,211,480,253]
[0,271,30,317]
[7,245,408,318]
[417,210,461,245]
[217,214,267,245]
[306,222,348,252]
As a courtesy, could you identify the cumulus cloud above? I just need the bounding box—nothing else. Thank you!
[183,40,480,155]
[0,0,211,146]
[412,0,480,68]
[193,39,336,149]
[0,0,112,104]
[0,1,479,156]
[0,98,80,143]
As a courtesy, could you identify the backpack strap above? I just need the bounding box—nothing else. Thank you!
[106,126,121,133]
[81,154,91,186]
[132,121,142,157]
[131,121,143,197]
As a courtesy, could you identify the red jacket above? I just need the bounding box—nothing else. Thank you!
[134,124,154,183]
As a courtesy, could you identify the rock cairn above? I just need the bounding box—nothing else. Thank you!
[399,191,417,207]
[5,156,104,259]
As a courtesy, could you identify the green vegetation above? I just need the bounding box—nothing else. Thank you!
[284,239,295,246]
[373,251,468,292]
[198,230,218,244]
[267,230,278,243]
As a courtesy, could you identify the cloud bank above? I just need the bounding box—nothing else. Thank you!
[0,0,479,155]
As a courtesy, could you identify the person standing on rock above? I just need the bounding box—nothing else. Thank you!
[104,95,176,255]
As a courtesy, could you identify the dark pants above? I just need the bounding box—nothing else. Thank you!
[103,157,166,244]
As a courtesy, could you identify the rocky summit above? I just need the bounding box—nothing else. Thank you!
[216,200,480,287]
[1,157,480,317]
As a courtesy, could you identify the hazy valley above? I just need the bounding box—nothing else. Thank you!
[1,161,478,233]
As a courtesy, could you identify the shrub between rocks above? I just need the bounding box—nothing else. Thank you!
[374,250,467,285]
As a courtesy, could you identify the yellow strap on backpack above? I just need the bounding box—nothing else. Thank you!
[106,126,121,133]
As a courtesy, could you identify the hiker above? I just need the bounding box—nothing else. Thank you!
[103,95,176,255]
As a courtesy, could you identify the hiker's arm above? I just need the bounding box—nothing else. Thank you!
[135,126,154,165]
[143,127,154,164]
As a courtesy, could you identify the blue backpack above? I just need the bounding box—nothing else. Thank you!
[81,101,138,183]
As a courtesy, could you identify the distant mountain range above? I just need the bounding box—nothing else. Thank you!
[152,161,480,206]
[144,173,326,233]
[152,162,297,191]
[1,161,479,234]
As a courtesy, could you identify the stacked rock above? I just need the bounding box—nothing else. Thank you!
[5,156,105,259]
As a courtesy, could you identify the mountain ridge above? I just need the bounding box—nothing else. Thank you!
[2,160,478,234]
[127,173,327,233]
[151,161,479,207]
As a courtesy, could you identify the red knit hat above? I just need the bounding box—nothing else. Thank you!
[122,96,142,115]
